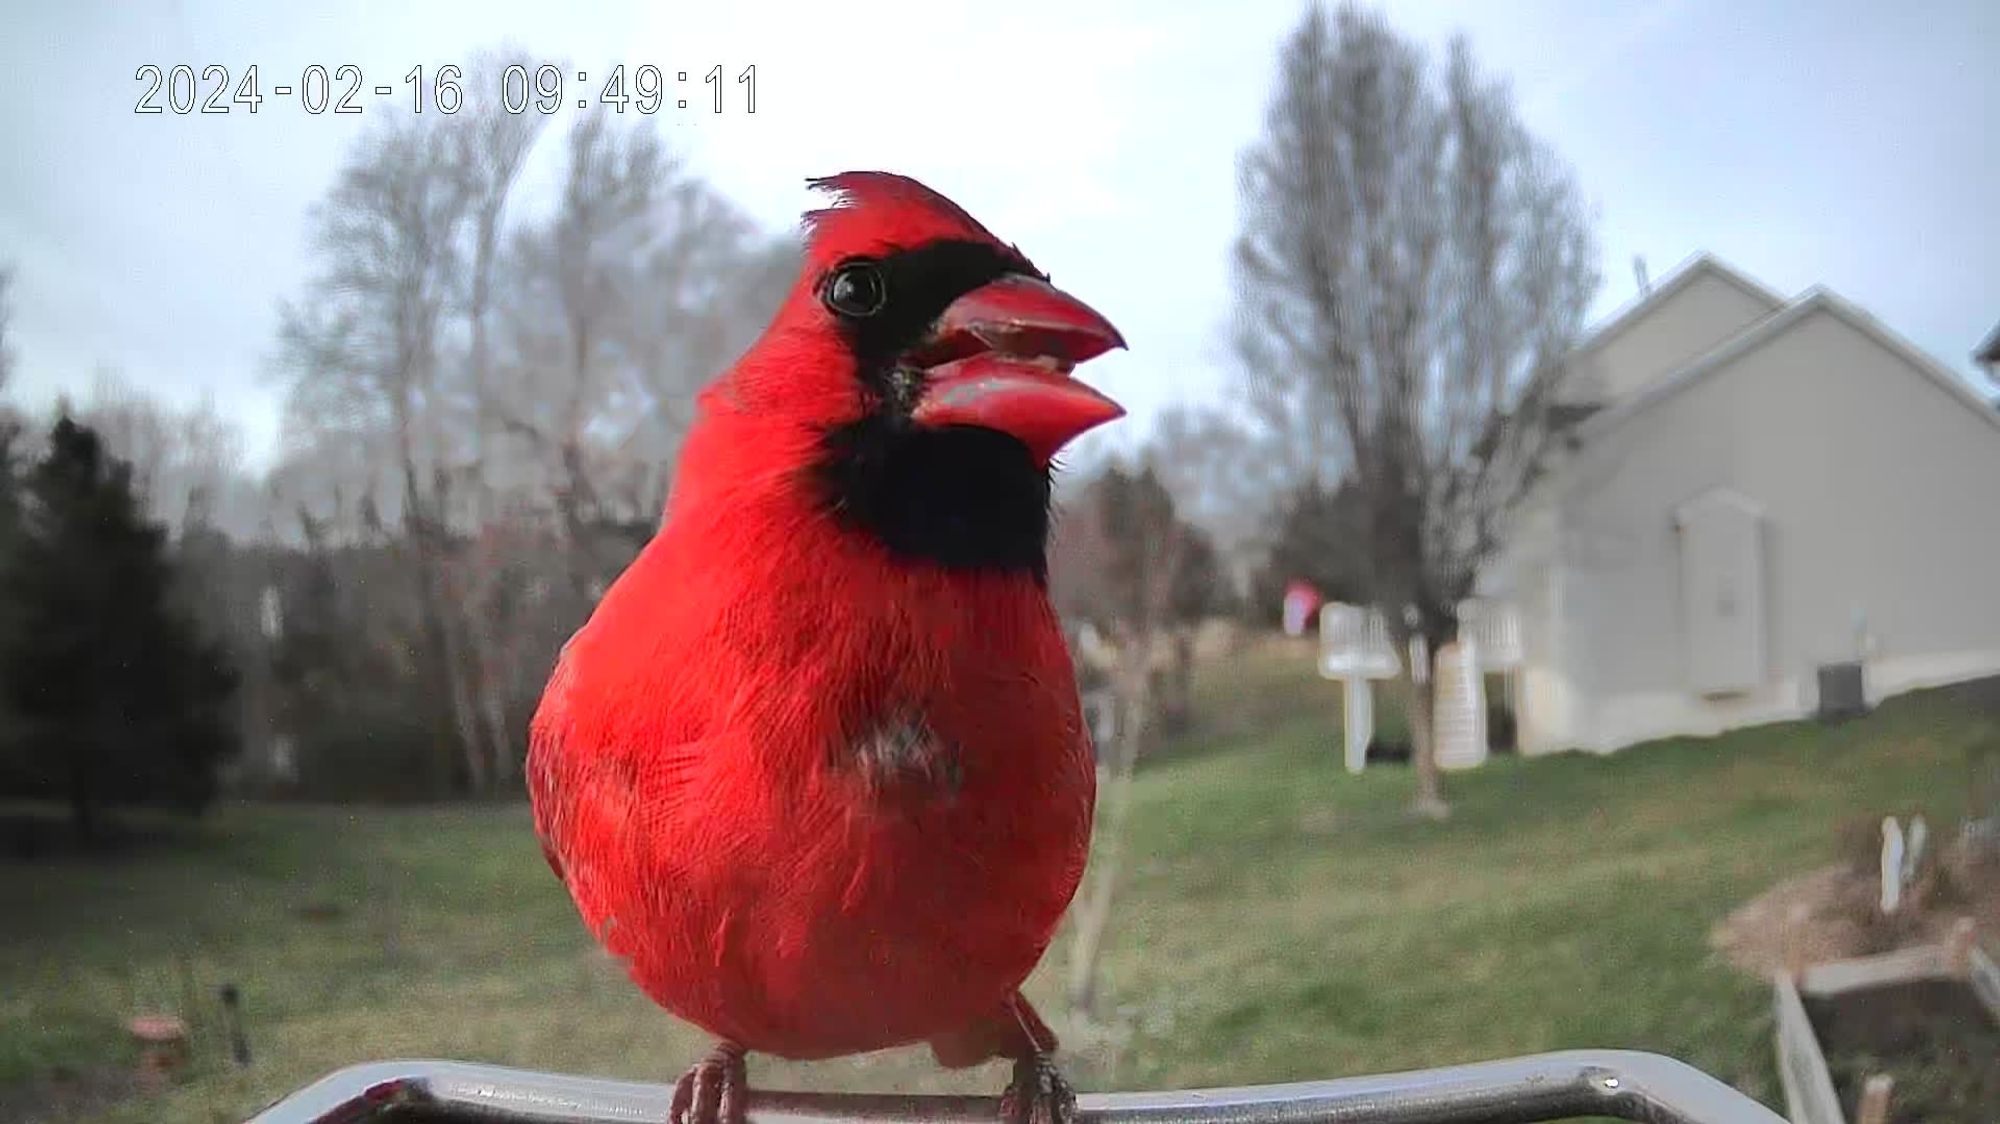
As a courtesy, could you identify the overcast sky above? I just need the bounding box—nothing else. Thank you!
[3,0,1995,470]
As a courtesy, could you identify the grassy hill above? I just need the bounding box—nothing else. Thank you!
[2,639,1990,1122]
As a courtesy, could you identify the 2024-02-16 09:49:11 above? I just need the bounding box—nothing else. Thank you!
[132,63,757,115]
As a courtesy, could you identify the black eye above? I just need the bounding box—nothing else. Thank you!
[824,260,887,318]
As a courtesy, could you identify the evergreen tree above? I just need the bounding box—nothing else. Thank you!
[2,416,239,839]
[1249,479,1370,626]
[0,419,19,792]
[0,269,21,788]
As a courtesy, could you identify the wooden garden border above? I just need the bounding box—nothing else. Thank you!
[1772,923,1998,1124]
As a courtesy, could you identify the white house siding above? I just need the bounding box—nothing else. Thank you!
[1512,555,1582,754]
[1567,266,1783,405]
[1528,303,2000,752]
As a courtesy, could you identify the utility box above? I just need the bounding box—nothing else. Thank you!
[1815,662,1867,721]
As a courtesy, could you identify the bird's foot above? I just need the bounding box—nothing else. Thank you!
[670,1041,749,1124]
[1000,1053,1076,1124]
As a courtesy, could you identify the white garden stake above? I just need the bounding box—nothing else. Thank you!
[1878,816,1904,915]
[1343,676,1371,775]
[1902,815,1927,889]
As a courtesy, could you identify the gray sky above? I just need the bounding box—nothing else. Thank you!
[3,0,1995,470]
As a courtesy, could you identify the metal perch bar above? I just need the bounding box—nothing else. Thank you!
[244,1051,1787,1124]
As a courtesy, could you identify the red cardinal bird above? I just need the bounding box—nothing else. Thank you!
[527,171,1126,1124]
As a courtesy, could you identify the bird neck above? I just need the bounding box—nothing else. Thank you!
[810,415,1054,585]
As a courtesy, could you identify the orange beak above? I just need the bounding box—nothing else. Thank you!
[907,274,1128,463]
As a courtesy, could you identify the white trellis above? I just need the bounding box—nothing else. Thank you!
[1319,603,1406,774]
[1319,600,1523,773]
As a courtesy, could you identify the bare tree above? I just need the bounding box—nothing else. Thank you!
[489,111,789,572]
[277,107,489,793]
[1232,2,1598,817]
[1054,464,1217,1020]
[456,50,547,438]
[70,370,261,539]
[263,430,404,544]
[439,55,548,786]
[492,109,676,577]
[1140,404,1284,583]
[608,203,796,518]
[275,88,792,794]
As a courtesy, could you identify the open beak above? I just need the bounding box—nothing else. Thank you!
[906,274,1127,464]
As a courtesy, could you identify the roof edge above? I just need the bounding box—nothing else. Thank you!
[1576,252,1791,357]
[1575,287,2000,443]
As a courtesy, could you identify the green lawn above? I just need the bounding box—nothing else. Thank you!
[2,648,1992,1123]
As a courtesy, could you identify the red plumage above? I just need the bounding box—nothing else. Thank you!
[527,172,1124,1120]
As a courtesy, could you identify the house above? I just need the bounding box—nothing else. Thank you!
[1475,253,2000,754]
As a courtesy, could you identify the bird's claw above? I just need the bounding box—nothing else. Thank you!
[1000,1053,1076,1124]
[670,1042,749,1124]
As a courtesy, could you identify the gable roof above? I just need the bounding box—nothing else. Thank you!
[1575,285,2000,442]
[1576,252,1790,357]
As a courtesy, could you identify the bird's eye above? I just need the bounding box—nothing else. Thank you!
[824,261,887,318]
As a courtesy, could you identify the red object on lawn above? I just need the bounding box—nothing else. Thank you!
[127,1013,188,1085]
[1283,579,1324,637]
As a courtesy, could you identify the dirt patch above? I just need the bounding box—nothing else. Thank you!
[1713,864,1905,976]
[1711,836,2000,978]
[1807,980,2000,1124]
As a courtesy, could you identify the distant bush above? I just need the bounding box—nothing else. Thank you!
[289,701,443,803]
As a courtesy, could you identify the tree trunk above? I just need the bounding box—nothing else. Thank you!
[437,597,490,794]
[1065,637,1153,1021]
[396,430,489,796]
[406,520,484,792]
[476,644,513,786]
[393,397,471,797]
[1405,656,1449,820]
[406,516,489,796]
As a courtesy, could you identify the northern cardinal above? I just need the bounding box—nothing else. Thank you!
[528,171,1126,1124]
